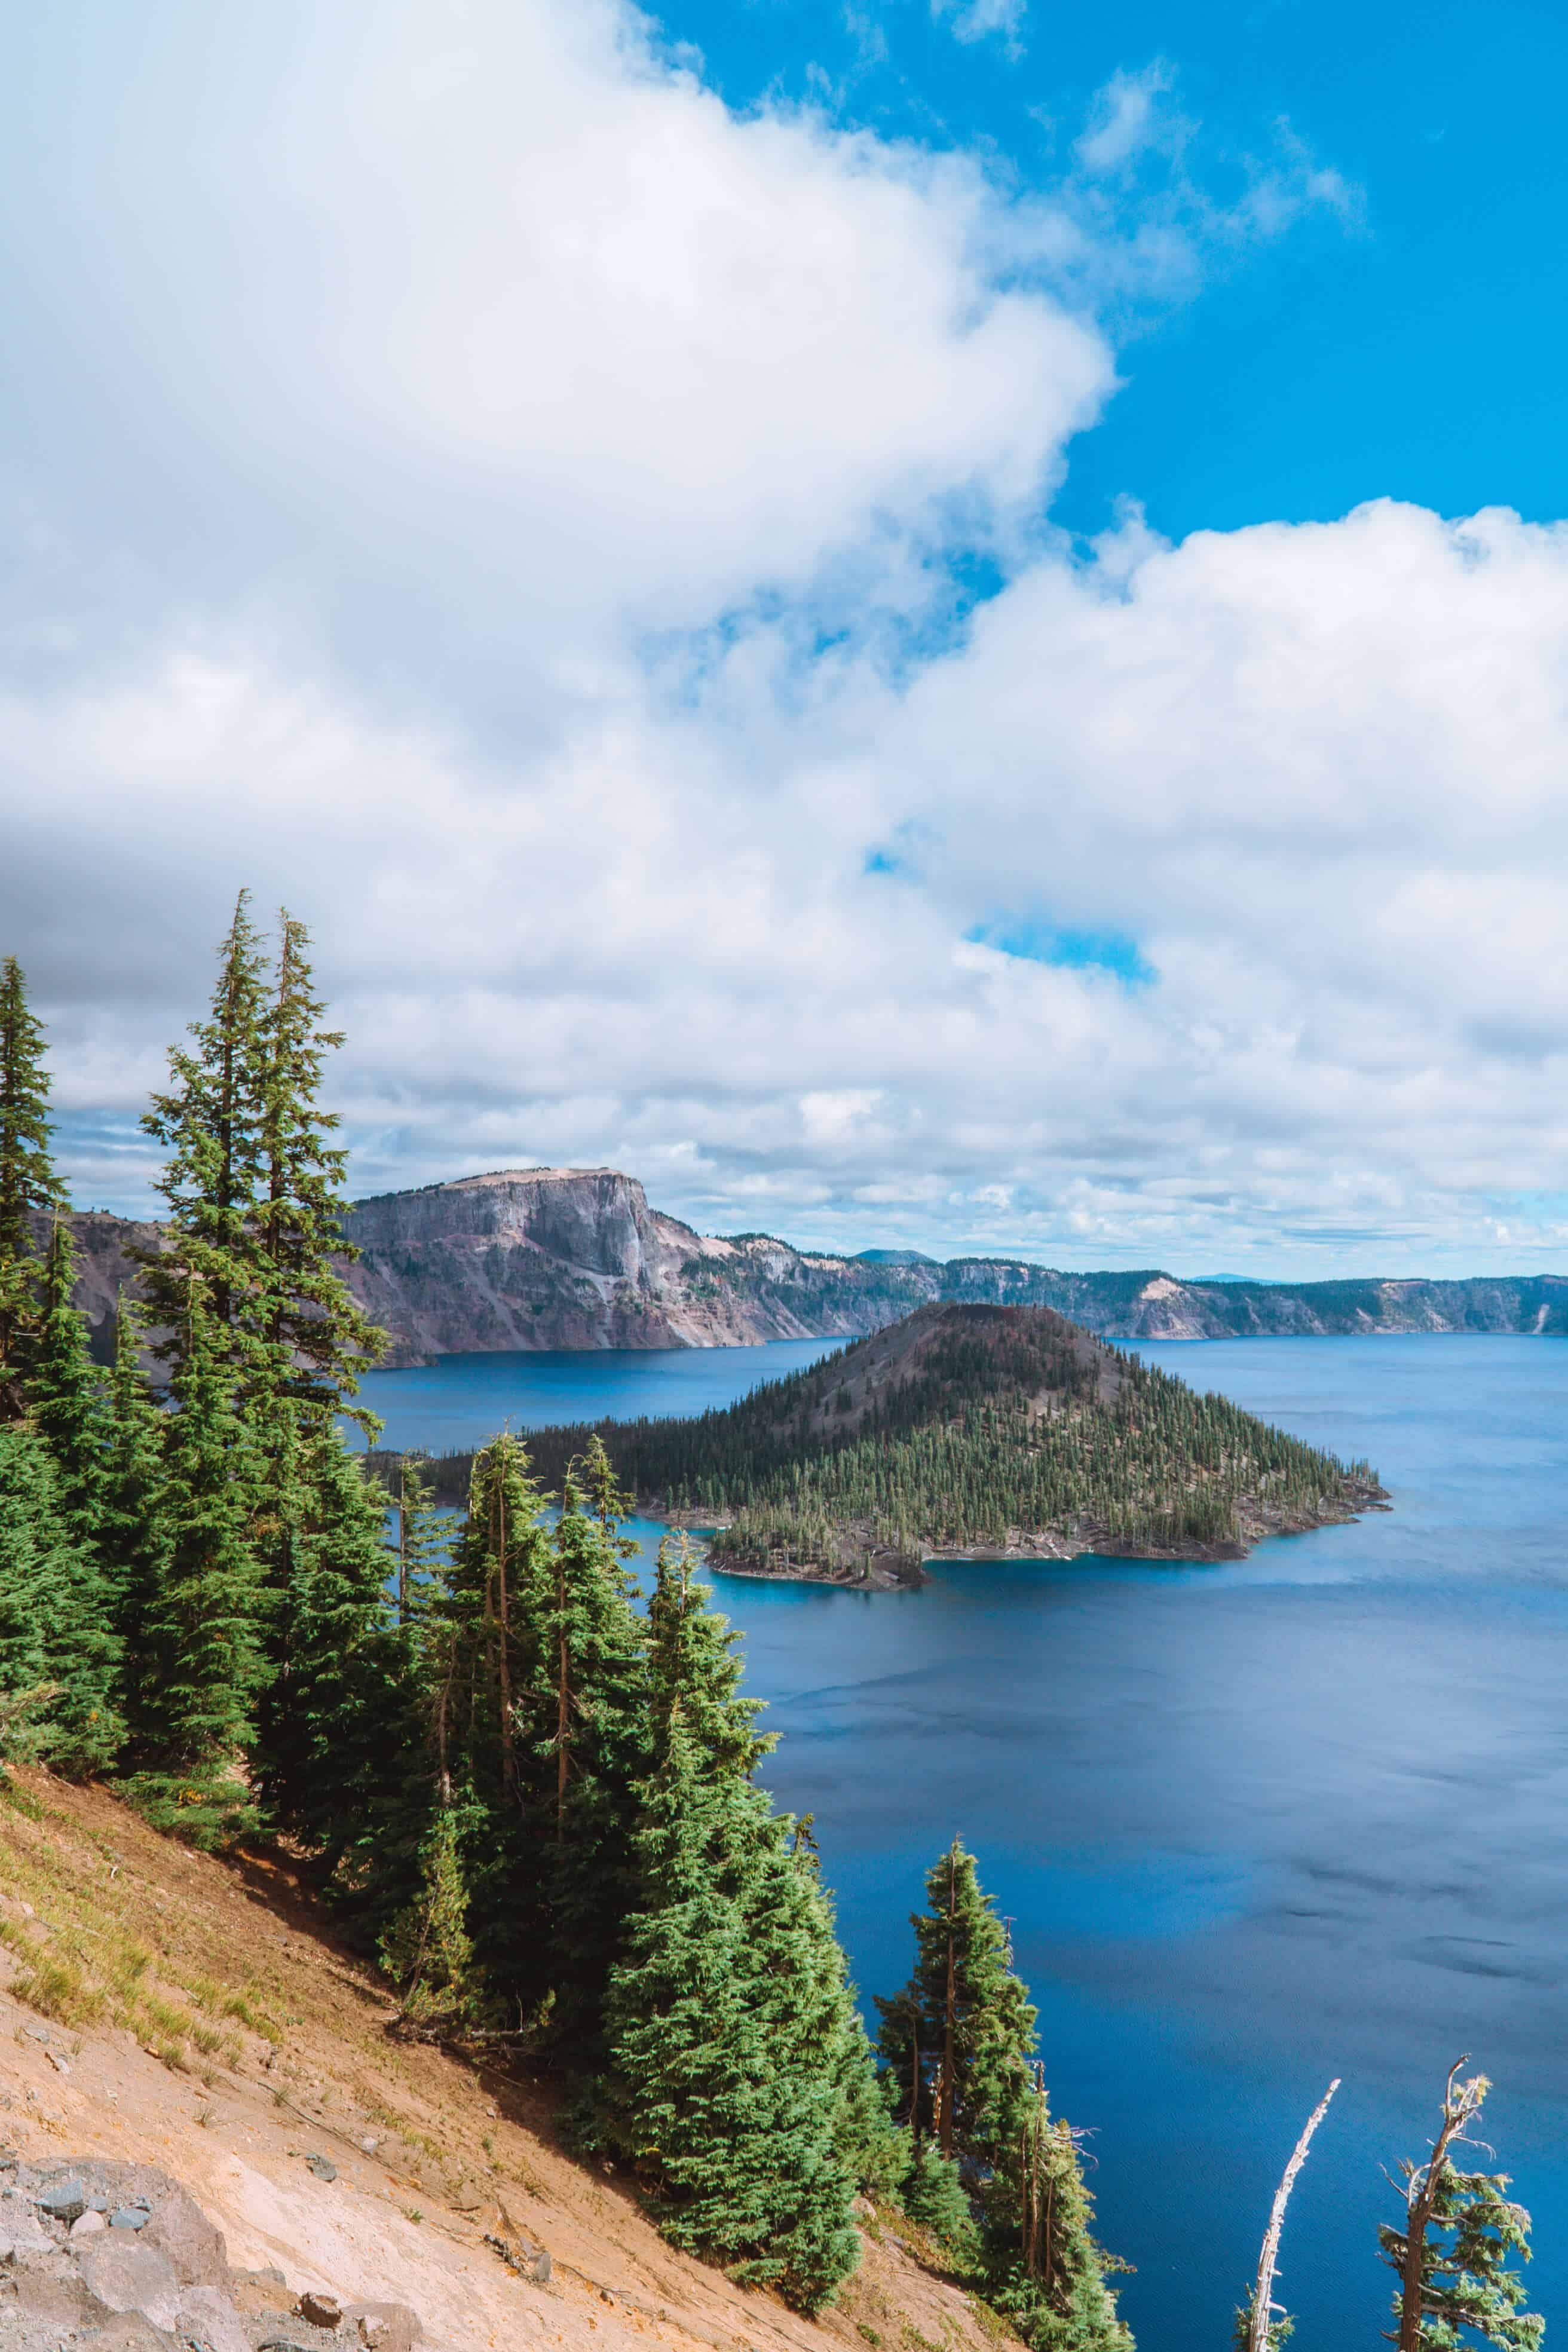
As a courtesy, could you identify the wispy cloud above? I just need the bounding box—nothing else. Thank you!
[930,0,1027,60]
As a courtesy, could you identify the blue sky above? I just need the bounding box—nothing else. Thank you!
[2,0,1568,1278]
[666,0,1568,540]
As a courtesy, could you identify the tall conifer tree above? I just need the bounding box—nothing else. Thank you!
[599,1542,862,2311]
[878,1842,1129,2352]
[255,1419,423,1884]
[523,1456,649,2049]
[437,1435,553,1998]
[0,959,66,1417]
[391,1451,447,1625]
[1379,2062,1542,2351]
[0,1421,121,1777]
[255,912,384,1429]
[877,1840,1036,2167]
[101,1294,172,1741]
[26,1219,106,1551]
[138,892,270,1388]
[128,1284,267,1844]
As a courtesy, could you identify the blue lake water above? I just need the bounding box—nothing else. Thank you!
[357,1337,841,1453]
[360,1333,1568,2348]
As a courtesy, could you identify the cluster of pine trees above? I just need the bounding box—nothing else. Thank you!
[0,909,1541,2348]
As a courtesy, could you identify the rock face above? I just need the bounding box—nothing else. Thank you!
[43,1168,1568,1367]
[0,2155,421,2352]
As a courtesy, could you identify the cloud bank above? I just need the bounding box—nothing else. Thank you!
[1,0,1563,1275]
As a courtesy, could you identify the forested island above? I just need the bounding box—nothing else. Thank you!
[393,1299,1386,1586]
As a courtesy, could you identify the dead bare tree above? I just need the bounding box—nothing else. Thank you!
[1244,2076,1340,2352]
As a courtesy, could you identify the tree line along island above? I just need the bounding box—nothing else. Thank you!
[391,1296,1387,1588]
[0,900,1539,2351]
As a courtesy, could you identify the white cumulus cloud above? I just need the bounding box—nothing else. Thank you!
[1,0,1557,1278]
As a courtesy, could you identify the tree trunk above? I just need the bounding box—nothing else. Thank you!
[1397,2070,1465,2352]
[556,1560,569,1833]
[1248,2078,1339,2352]
[492,1474,516,1799]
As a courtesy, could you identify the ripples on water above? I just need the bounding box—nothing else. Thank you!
[362,1333,1568,2348]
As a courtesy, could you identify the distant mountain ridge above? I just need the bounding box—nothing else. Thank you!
[43,1164,1568,1365]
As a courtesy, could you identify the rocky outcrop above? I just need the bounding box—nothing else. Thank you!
[0,2155,419,2352]
[339,1169,850,1365]
[41,1168,1568,1365]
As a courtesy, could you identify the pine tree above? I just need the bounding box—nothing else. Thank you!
[0,1422,121,1776]
[256,1420,424,1885]
[644,1533,770,1778]
[0,1425,59,1761]
[1379,2061,1542,2351]
[876,1840,1036,2170]
[127,1284,267,1845]
[877,1843,1130,2352]
[523,1459,650,2048]
[100,1294,173,1737]
[900,2138,976,2255]
[436,1435,553,2002]
[0,958,66,1418]
[600,1708,782,2256]
[391,1451,448,1625]
[137,892,270,1391]
[979,2066,1131,2352]
[378,1801,483,2030]
[255,912,385,1431]
[598,1545,862,2311]
[26,1218,106,1551]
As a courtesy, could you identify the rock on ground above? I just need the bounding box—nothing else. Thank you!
[0,2155,421,2352]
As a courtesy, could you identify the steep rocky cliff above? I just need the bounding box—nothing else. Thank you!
[40,1167,1568,1364]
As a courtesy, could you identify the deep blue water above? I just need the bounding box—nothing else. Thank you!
[358,1337,842,1453]
[360,1333,1568,2348]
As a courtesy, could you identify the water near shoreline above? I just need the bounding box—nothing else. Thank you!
[357,1336,842,1454]
[360,1333,1568,2348]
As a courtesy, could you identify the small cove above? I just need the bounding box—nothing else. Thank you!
[359,1331,1568,2347]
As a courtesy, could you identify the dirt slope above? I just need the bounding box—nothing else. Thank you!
[0,1771,1009,2352]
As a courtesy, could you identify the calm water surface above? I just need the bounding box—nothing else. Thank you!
[361,1334,1568,2348]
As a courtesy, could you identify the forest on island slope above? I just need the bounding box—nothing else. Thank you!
[401,1302,1385,1577]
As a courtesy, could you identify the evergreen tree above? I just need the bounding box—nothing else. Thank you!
[100,1294,173,1734]
[877,1842,1130,2352]
[598,1545,862,2311]
[643,1533,770,1777]
[875,1840,1036,2169]
[979,2066,1131,2352]
[127,1284,267,1845]
[900,2138,976,2255]
[1379,2062,1542,2351]
[436,1435,553,2001]
[378,1800,483,2030]
[255,1420,424,1887]
[26,1218,106,1551]
[137,892,270,1391]
[523,1458,650,2047]
[391,1451,448,1625]
[0,1422,121,1775]
[255,912,385,1431]
[0,958,66,1417]
[0,1425,59,1758]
